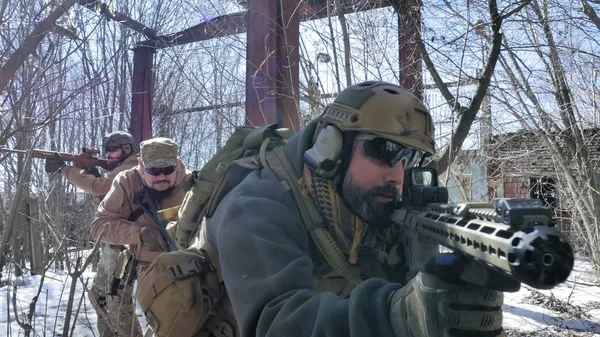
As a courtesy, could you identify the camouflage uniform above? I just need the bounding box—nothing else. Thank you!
[46,131,142,337]
[89,244,143,337]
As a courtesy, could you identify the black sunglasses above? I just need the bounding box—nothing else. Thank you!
[145,166,176,176]
[362,137,424,168]
[105,145,121,153]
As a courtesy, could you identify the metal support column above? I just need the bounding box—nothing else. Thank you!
[130,46,155,147]
[398,0,423,98]
[245,0,301,132]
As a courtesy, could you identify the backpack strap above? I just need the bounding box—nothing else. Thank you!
[263,145,362,286]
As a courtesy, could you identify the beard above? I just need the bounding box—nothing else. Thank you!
[336,173,400,226]
[147,185,175,202]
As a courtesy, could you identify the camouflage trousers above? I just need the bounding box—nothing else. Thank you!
[89,244,144,337]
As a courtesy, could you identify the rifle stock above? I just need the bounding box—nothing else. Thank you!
[0,147,117,170]
[393,167,574,290]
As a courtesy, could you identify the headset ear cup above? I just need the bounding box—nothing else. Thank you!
[303,125,343,179]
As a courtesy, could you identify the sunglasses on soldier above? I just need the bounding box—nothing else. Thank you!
[144,166,176,176]
[358,134,425,168]
[105,145,121,153]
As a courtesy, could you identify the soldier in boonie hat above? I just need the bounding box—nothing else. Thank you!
[139,137,180,192]
[140,137,179,168]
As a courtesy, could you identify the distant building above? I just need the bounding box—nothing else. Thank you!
[444,128,600,231]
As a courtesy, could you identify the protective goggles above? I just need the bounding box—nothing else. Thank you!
[358,134,425,168]
[105,145,121,153]
[144,166,176,176]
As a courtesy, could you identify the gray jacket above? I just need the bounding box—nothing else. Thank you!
[206,121,401,337]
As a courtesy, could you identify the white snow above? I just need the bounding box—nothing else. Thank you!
[503,259,600,336]
[0,258,598,336]
[0,269,100,336]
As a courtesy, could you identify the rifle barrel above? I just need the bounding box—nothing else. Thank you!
[0,148,28,155]
[393,207,574,289]
[0,147,112,170]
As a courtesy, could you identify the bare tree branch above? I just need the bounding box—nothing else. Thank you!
[0,0,79,94]
[582,0,600,32]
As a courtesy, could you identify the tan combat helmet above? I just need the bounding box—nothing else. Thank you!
[319,81,435,155]
[102,131,136,157]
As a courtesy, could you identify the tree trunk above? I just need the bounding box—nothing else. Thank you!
[29,197,43,275]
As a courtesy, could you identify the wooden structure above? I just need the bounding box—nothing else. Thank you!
[81,0,422,145]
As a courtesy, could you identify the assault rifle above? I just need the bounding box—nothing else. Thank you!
[132,186,178,252]
[393,167,574,290]
[0,147,118,170]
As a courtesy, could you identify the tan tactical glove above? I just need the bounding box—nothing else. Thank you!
[139,226,168,252]
[390,253,520,337]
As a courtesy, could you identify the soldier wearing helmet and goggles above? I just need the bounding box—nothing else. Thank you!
[203,81,509,337]
[44,131,138,196]
[45,130,142,337]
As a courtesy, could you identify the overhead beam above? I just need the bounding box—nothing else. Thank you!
[78,0,157,39]
[137,0,390,49]
[138,12,247,48]
[165,102,244,116]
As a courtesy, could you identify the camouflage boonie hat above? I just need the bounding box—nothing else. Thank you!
[140,137,179,168]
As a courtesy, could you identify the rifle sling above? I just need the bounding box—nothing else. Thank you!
[129,186,169,223]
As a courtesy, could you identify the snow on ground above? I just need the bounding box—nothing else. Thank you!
[0,258,599,336]
[503,258,600,336]
[0,269,100,336]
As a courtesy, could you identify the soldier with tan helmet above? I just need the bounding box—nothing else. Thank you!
[45,131,139,337]
[91,137,191,336]
[204,81,509,337]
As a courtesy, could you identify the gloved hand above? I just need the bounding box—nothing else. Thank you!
[44,155,66,174]
[389,253,520,337]
[84,166,101,177]
[139,226,168,252]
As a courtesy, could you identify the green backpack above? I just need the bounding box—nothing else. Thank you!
[136,124,291,337]
[136,124,362,337]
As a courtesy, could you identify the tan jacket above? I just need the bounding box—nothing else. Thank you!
[61,154,139,196]
[90,159,190,263]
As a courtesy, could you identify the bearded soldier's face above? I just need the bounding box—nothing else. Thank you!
[140,163,177,191]
[338,139,404,225]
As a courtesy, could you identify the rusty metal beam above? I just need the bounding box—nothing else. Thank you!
[398,0,422,98]
[137,0,390,49]
[130,47,154,147]
[245,0,301,132]
[166,102,244,116]
[138,12,247,48]
[78,0,157,39]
